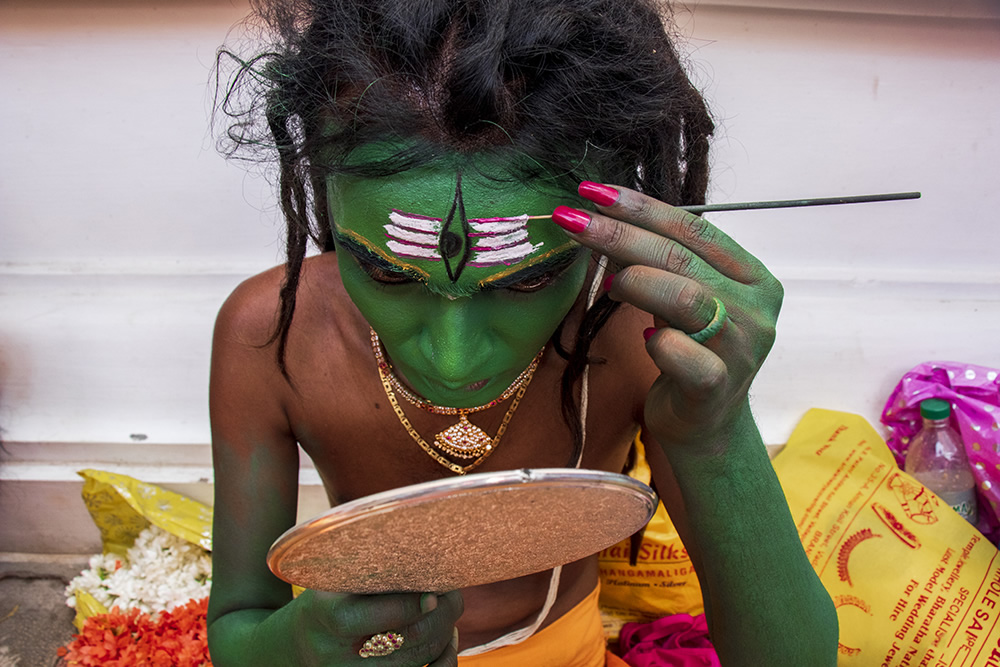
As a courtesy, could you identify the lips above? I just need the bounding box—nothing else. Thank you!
[463,379,489,392]
[394,362,494,397]
[426,376,491,394]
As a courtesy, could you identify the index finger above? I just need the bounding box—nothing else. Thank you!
[566,182,771,284]
[317,591,441,637]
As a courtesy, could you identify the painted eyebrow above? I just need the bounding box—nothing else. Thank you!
[479,244,585,290]
[333,229,428,280]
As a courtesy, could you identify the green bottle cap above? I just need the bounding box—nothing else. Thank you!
[919,398,951,420]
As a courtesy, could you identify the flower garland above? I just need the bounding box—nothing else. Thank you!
[61,524,213,665]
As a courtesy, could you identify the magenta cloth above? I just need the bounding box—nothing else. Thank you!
[881,361,1000,539]
[618,613,720,667]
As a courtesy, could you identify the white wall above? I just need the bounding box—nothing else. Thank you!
[2,0,999,551]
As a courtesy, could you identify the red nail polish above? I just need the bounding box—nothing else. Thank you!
[552,205,591,234]
[602,273,615,291]
[643,327,658,342]
[578,181,620,207]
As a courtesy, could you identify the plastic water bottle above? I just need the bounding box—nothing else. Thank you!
[905,398,978,525]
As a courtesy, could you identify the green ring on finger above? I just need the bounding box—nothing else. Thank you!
[689,297,727,344]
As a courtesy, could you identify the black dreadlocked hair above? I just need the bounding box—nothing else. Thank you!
[216,0,713,465]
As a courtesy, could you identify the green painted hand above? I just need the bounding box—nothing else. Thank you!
[283,589,463,666]
[553,182,783,453]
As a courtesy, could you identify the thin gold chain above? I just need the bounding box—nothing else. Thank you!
[370,329,540,415]
[371,333,541,475]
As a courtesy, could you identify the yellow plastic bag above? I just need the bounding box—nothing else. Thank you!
[774,408,1000,665]
[70,589,109,632]
[598,436,704,639]
[78,468,213,556]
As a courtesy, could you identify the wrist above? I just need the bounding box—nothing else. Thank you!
[654,397,764,465]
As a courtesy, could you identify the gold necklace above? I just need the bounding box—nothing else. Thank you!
[370,329,543,474]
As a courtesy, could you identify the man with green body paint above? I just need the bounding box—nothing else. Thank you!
[209,159,837,666]
[208,0,838,664]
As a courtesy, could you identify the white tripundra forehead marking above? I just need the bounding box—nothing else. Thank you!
[385,210,444,261]
[388,210,441,233]
[467,215,542,267]
[467,218,527,235]
[470,229,528,249]
[383,210,544,267]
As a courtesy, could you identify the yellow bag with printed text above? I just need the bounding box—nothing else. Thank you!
[774,409,1000,665]
[598,436,704,640]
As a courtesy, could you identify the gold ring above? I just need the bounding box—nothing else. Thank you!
[359,631,405,658]
[689,297,727,344]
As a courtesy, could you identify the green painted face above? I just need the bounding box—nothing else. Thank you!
[329,160,589,408]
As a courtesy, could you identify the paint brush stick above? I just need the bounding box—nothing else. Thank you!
[679,191,921,214]
[525,191,920,219]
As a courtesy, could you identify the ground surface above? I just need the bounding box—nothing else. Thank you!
[0,555,87,667]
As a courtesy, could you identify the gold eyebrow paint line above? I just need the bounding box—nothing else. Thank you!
[476,242,580,288]
[336,228,432,280]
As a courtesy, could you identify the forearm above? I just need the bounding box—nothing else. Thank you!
[661,401,838,665]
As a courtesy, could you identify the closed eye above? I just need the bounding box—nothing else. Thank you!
[334,232,421,286]
[503,270,561,293]
[357,257,417,285]
[484,248,584,293]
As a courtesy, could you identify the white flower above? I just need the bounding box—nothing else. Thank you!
[66,524,212,614]
[0,645,22,667]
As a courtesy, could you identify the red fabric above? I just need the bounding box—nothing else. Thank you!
[618,614,720,667]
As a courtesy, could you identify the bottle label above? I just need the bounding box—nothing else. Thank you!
[936,488,978,525]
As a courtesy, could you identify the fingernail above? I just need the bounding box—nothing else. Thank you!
[643,327,658,342]
[420,592,438,614]
[578,181,620,207]
[451,627,460,651]
[602,273,615,292]
[551,205,591,234]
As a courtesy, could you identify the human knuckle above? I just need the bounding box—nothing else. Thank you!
[661,243,693,275]
[647,327,681,356]
[692,358,727,395]
[673,281,702,313]
[615,265,643,294]
[680,216,718,253]
[602,220,632,254]
[759,321,778,354]
[630,193,658,223]
[768,277,785,311]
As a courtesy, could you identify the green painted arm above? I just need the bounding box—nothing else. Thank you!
[646,401,838,665]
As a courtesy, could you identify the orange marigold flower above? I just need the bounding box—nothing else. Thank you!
[59,597,212,666]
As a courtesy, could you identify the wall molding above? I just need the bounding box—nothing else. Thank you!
[691,0,1000,19]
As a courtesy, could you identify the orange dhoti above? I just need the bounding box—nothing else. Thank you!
[459,585,628,667]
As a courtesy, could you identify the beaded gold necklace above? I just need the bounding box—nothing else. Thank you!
[370,329,543,474]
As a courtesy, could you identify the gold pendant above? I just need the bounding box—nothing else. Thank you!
[435,413,493,459]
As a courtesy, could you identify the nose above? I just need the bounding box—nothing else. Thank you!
[417,297,494,385]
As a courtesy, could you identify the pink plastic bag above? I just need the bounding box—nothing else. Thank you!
[881,361,1000,538]
[618,613,720,667]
